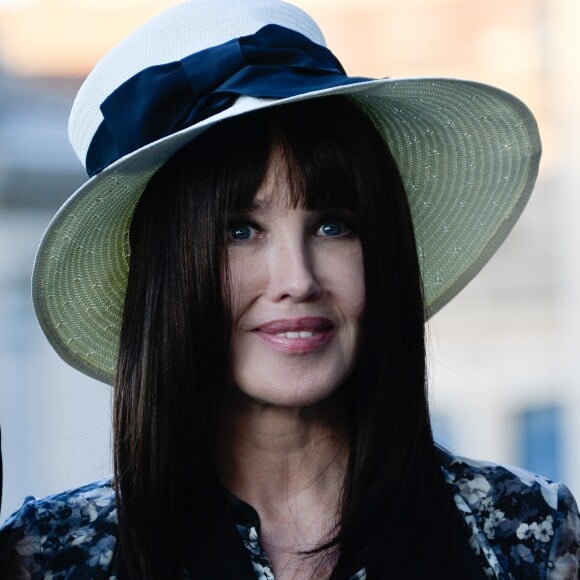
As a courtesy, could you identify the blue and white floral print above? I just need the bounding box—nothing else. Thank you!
[0,451,578,579]
[235,521,366,580]
[0,477,118,579]
[441,451,580,579]
[236,523,275,580]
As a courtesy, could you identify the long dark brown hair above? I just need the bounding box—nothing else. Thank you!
[115,96,464,578]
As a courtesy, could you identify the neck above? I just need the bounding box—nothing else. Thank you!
[216,391,349,577]
[217,390,348,513]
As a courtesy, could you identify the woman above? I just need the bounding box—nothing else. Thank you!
[1,0,578,578]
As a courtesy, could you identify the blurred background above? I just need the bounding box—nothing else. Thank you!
[0,0,579,521]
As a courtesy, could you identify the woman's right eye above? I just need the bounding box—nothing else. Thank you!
[227,222,258,243]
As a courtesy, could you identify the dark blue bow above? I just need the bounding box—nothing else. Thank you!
[86,24,370,176]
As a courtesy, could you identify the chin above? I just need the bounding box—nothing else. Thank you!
[234,368,351,409]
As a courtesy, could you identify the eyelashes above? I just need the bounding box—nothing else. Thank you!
[316,218,354,238]
[226,212,357,244]
[227,221,261,242]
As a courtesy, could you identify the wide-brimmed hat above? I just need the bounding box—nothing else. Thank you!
[32,0,541,385]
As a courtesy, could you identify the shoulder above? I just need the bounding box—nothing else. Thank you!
[0,477,118,579]
[439,448,580,579]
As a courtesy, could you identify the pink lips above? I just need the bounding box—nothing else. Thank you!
[254,317,335,353]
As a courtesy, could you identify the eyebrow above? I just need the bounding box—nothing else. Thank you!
[230,197,279,213]
[249,198,266,210]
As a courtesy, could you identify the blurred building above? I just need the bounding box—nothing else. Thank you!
[0,70,112,520]
[0,0,579,522]
[424,0,580,498]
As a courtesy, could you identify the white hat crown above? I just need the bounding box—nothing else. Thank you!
[68,0,326,167]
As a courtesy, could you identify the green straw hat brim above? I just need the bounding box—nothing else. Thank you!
[32,77,541,385]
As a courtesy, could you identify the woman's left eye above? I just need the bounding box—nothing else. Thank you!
[227,222,258,242]
[317,221,351,238]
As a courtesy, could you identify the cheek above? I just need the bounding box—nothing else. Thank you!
[348,259,366,317]
[318,243,365,317]
[225,251,264,320]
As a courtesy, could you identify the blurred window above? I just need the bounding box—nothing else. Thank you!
[518,404,563,481]
[431,412,454,450]
[0,288,32,356]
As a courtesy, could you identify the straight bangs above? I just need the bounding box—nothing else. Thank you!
[222,97,372,216]
[271,100,375,215]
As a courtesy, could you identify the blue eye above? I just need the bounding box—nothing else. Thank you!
[227,222,259,243]
[318,221,350,237]
[230,224,251,240]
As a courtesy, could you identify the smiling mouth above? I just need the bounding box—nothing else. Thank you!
[256,317,334,334]
[254,318,335,353]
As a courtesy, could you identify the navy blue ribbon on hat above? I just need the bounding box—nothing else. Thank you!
[86,24,370,176]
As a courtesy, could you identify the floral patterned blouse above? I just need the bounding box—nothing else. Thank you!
[0,450,578,579]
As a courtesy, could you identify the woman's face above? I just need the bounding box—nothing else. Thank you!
[227,147,365,408]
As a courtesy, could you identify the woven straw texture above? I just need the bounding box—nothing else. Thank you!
[33,78,540,385]
[32,0,540,384]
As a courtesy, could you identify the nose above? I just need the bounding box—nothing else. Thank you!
[266,237,322,303]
